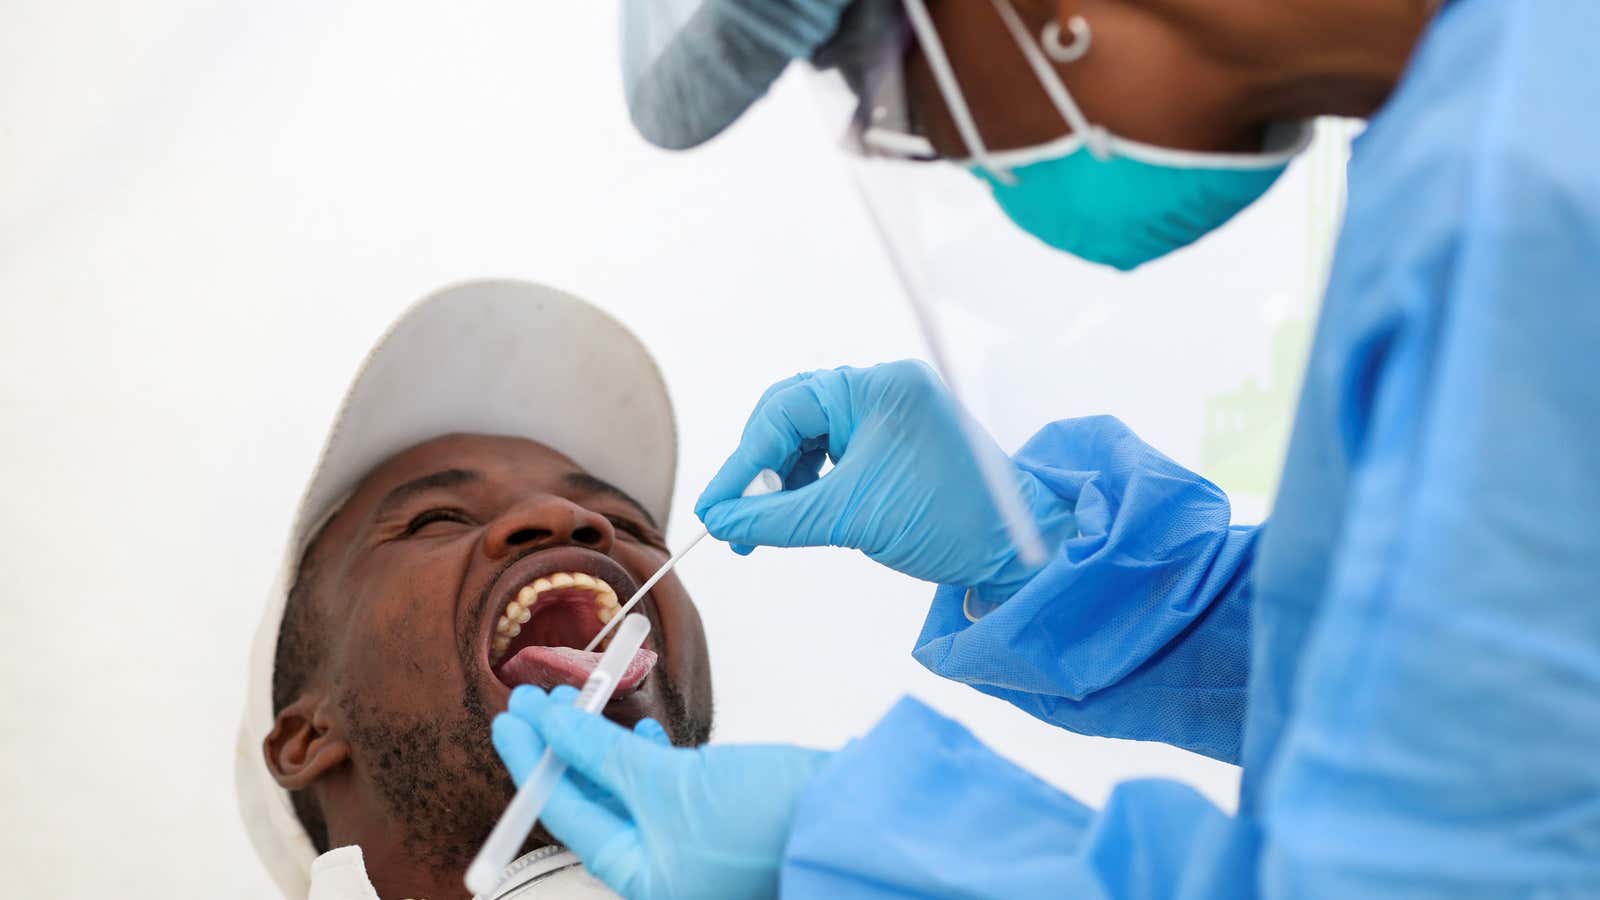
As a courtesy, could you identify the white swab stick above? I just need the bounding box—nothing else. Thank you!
[581,469,782,653]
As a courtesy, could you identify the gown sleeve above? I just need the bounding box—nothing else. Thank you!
[914,415,1258,763]
[781,697,1243,899]
[1256,126,1600,896]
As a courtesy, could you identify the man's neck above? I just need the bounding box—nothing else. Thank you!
[323,813,479,900]
[328,824,568,899]
[361,843,474,900]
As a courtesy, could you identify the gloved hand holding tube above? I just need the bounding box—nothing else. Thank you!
[492,685,830,900]
[695,360,1076,606]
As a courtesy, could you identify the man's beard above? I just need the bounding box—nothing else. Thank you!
[339,668,710,874]
[339,680,510,874]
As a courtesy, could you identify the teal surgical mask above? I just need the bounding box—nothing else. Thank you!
[904,0,1312,271]
[972,125,1310,271]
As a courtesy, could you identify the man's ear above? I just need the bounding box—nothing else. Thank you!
[264,694,350,790]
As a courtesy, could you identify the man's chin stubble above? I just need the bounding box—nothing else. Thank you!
[338,666,711,873]
[340,681,514,873]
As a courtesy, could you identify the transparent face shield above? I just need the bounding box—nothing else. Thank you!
[806,0,1351,533]
[808,2,1056,566]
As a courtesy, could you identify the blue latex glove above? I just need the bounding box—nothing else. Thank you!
[492,685,831,900]
[695,360,1075,600]
[492,686,673,828]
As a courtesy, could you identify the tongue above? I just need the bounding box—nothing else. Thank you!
[495,646,658,697]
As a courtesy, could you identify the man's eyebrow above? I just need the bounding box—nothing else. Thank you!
[373,468,482,520]
[563,472,658,528]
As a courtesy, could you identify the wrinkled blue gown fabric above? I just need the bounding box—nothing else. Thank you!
[784,1,1600,895]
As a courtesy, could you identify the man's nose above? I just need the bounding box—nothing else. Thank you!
[482,495,615,559]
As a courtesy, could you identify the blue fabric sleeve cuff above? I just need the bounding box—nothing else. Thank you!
[782,696,1094,897]
[905,417,1257,762]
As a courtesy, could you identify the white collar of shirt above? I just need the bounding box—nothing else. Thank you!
[306,844,618,900]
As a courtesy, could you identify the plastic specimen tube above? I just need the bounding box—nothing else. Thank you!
[464,613,652,896]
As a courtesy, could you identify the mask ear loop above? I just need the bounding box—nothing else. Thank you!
[990,0,1112,161]
[901,0,1014,185]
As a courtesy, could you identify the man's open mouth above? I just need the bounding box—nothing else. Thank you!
[483,550,658,699]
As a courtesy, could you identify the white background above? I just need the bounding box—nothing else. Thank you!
[0,3,1343,896]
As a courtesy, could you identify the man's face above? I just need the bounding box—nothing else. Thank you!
[285,433,710,871]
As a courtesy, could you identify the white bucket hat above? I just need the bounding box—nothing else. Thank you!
[235,280,677,897]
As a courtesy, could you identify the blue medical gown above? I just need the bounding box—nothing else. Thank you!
[783,0,1600,895]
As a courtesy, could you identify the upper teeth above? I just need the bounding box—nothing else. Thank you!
[490,571,622,664]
